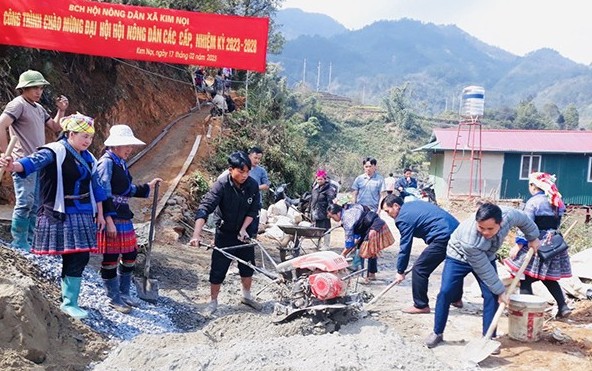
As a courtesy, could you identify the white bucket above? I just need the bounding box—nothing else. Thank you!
[508,294,547,342]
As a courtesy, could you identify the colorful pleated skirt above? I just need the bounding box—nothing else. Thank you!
[504,244,572,281]
[32,213,98,255]
[359,221,395,259]
[97,218,138,254]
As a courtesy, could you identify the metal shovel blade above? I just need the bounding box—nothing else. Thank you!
[462,338,501,364]
[133,276,159,304]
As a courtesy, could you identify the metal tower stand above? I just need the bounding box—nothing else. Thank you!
[446,117,483,198]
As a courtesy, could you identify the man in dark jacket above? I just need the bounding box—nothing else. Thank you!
[381,194,460,314]
[189,151,261,315]
[309,169,336,249]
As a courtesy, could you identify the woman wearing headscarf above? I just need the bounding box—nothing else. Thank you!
[309,169,336,250]
[327,202,395,282]
[504,172,572,318]
[0,113,107,319]
[96,125,161,313]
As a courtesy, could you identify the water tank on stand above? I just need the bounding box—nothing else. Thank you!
[460,86,485,118]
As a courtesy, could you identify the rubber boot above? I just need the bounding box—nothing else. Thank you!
[103,277,132,314]
[27,214,36,247]
[10,217,30,251]
[60,276,88,319]
[119,271,140,307]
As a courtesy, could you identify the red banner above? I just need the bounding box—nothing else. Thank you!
[0,0,269,71]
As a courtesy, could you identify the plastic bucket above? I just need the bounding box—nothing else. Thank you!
[508,294,547,342]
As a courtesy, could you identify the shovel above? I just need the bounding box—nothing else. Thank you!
[134,181,160,303]
[365,267,413,310]
[463,247,535,364]
[0,136,18,184]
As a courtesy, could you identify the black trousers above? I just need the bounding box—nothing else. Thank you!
[61,252,90,278]
[210,229,255,284]
[520,275,567,309]
[412,239,461,309]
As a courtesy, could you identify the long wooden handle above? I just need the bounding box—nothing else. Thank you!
[483,247,535,339]
[366,267,413,307]
[0,136,18,182]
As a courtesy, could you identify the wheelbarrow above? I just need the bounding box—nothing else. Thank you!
[276,225,329,262]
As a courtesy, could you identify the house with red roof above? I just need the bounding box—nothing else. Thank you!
[416,128,592,204]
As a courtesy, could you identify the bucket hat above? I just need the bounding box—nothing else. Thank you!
[15,70,50,89]
[104,125,145,146]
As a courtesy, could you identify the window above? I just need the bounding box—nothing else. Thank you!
[588,157,592,182]
[520,155,541,180]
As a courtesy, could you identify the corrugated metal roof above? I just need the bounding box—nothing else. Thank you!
[419,128,592,153]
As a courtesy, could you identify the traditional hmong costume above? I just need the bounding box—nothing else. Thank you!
[16,139,106,255]
[504,172,572,318]
[96,124,149,312]
[13,113,103,320]
[97,150,150,254]
[341,204,395,275]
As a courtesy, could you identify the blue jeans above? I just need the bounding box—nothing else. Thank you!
[11,172,39,249]
[434,257,499,336]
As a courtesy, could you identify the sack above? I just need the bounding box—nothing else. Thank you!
[537,232,568,261]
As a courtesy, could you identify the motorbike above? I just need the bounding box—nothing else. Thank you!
[419,183,437,205]
[402,184,437,205]
[270,183,311,215]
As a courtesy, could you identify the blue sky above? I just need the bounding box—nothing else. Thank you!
[281,0,590,65]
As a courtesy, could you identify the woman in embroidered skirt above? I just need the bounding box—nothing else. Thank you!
[0,113,106,319]
[327,202,395,283]
[96,125,161,313]
[504,172,572,318]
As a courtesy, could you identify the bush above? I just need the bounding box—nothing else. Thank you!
[188,171,210,202]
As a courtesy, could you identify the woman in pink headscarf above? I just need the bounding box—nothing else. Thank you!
[504,172,572,318]
[309,169,337,249]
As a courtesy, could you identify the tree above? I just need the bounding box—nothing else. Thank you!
[383,84,426,140]
[562,104,580,130]
[513,100,550,129]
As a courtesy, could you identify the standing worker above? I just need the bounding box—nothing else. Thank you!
[309,169,337,250]
[96,125,162,314]
[351,157,385,280]
[504,172,572,318]
[0,113,107,319]
[0,70,69,250]
[381,194,461,314]
[189,151,262,316]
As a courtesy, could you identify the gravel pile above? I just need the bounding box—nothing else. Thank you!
[17,249,180,340]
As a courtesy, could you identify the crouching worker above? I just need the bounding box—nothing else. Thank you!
[0,113,107,320]
[189,151,262,316]
[97,125,162,313]
[327,203,395,283]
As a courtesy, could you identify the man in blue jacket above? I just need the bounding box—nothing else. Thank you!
[381,194,460,314]
[425,203,540,349]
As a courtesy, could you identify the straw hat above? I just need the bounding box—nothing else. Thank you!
[16,70,50,89]
[104,125,145,146]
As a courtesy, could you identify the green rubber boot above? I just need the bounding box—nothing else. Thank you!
[10,216,30,251]
[60,276,88,319]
